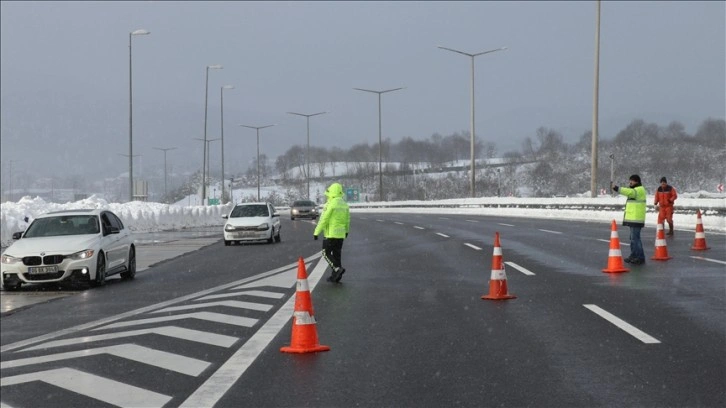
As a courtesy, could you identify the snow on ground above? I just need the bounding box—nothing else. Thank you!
[1,189,724,248]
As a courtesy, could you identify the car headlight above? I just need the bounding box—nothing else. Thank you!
[1,254,21,265]
[292,209,299,214]
[224,224,235,231]
[69,249,95,260]
[256,223,269,231]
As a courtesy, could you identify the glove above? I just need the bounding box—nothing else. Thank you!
[611,184,619,192]
[345,233,349,238]
[313,235,318,241]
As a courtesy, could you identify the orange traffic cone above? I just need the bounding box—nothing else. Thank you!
[482,232,516,300]
[280,257,330,354]
[651,223,672,261]
[691,210,710,251]
[602,220,629,273]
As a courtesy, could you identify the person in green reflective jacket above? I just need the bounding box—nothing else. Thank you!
[611,174,647,265]
[313,182,350,283]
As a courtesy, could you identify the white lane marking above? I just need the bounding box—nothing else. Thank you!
[1,367,172,407]
[197,290,285,301]
[154,300,273,314]
[2,344,210,376]
[465,219,478,223]
[436,233,450,238]
[376,219,385,222]
[1,255,320,353]
[413,226,425,230]
[538,229,563,234]
[94,312,257,331]
[597,239,629,246]
[394,222,404,225]
[689,256,726,265]
[23,326,238,352]
[583,304,661,344]
[498,223,515,227]
[180,257,328,408]
[504,261,536,276]
[439,217,450,220]
[464,243,482,251]
[233,266,300,289]
[0,402,16,408]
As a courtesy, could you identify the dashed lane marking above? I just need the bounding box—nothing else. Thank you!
[538,229,563,234]
[436,233,450,238]
[394,222,404,225]
[465,219,478,223]
[464,243,482,251]
[498,223,515,227]
[583,304,661,344]
[689,256,726,265]
[414,226,425,230]
[504,261,536,276]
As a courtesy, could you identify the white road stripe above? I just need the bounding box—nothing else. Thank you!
[414,226,425,230]
[504,261,536,276]
[94,312,257,331]
[1,367,172,408]
[689,256,726,265]
[180,257,328,408]
[439,217,450,220]
[464,243,482,251]
[498,223,515,227]
[394,222,404,225]
[154,300,273,314]
[22,326,238,351]
[376,219,385,222]
[2,344,210,376]
[465,219,478,223]
[0,402,16,408]
[196,290,285,301]
[436,233,450,238]
[583,304,661,344]
[538,229,563,234]
[597,238,629,246]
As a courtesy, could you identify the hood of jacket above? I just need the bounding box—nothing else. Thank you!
[325,183,344,199]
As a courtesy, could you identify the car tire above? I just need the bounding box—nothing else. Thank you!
[291,217,295,221]
[91,253,106,287]
[275,229,281,243]
[121,247,136,280]
[224,240,231,246]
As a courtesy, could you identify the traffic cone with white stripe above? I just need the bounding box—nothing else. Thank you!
[691,210,710,250]
[651,223,672,261]
[280,257,330,354]
[482,232,516,300]
[602,220,629,273]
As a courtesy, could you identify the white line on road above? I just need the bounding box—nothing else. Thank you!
[376,219,385,222]
[94,312,258,331]
[538,229,563,234]
[1,367,172,408]
[583,304,661,344]
[498,223,515,227]
[2,344,210,376]
[464,243,482,251]
[197,290,285,301]
[436,233,450,238]
[465,219,478,223]
[504,261,536,276]
[180,257,328,408]
[689,256,726,265]
[394,222,404,225]
[597,239,629,246]
[153,300,273,314]
[414,226,425,230]
[439,217,450,220]
[23,326,238,352]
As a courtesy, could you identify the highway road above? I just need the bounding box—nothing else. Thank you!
[1,214,724,407]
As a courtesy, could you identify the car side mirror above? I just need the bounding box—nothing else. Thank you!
[272,212,279,217]
[108,226,120,234]
[12,231,23,240]
[222,214,228,219]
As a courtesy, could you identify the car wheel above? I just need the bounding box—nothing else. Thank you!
[275,229,281,243]
[224,240,231,246]
[121,247,136,280]
[291,217,295,221]
[91,253,106,287]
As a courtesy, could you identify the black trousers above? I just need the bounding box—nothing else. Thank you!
[322,238,344,270]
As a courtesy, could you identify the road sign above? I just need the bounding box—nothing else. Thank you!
[346,188,359,202]
[208,198,220,205]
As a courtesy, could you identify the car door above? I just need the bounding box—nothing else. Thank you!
[269,203,280,233]
[100,212,123,269]
[109,212,130,269]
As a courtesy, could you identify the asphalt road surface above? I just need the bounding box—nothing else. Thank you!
[1,214,724,408]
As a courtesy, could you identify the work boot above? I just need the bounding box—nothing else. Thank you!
[335,268,346,283]
[666,225,674,236]
[329,267,341,282]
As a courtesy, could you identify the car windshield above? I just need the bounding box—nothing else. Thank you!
[23,215,100,237]
[230,205,269,218]
[293,201,316,207]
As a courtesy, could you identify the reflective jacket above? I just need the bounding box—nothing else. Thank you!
[654,185,677,208]
[314,183,350,239]
[619,184,647,228]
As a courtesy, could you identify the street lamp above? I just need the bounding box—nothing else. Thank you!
[202,64,223,205]
[496,168,501,197]
[195,137,220,204]
[153,147,177,201]
[438,45,506,198]
[287,111,327,200]
[591,0,601,198]
[220,85,234,204]
[353,87,404,201]
[239,124,275,201]
[129,28,150,202]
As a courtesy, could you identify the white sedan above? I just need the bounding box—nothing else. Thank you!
[223,202,281,245]
[1,208,136,290]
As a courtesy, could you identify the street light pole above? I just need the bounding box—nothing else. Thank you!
[438,45,506,198]
[287,111,327,200]
[353,87,404,201]
[220,85,234,204]
[239,124,275,201]
[591,0,601,198]
[202,64,223,205]
[153,147,177,201]
[497,168,501,197]
[129,29,150,202]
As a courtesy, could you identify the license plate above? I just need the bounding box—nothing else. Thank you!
[236,232,256,238]
[27,266,59,275]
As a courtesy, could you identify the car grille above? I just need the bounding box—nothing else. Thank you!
[22,255,65,266]
[230,226,263,232]
[23,271,65,281]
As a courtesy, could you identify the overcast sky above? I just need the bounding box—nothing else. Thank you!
[1,1,724,181]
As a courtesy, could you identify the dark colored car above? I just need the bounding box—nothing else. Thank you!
[290,200,319,220]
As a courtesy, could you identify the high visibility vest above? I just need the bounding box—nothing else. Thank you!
[619,185,647,227]
[314,196,350,239]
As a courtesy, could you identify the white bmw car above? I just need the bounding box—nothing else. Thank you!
[222,202,281,245]
[1,209,136,290]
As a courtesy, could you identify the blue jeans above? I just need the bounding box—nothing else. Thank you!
[629,226,644,260]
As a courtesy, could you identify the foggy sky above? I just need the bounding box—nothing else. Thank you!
[1,1,724,181]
